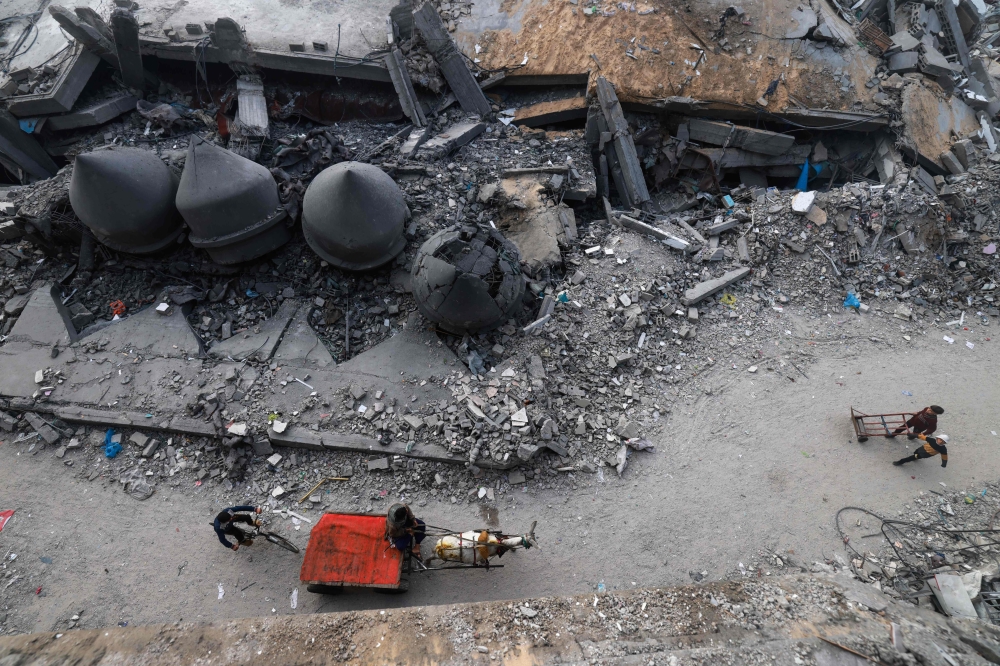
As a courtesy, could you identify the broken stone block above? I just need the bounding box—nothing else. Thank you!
[367,457,390,471]
[890,30,919,51]
[804,205,827,225]
[791,191,816,214]
[141,439,160,458]
[349,385,366,400]
[129,432,148,448]
[67,302,94,329]
[516,443,539,462]
[267,453,283,466]
[24,412,60,444]
[888,51,918,73]
[687,307,699,322]
[952,139,973,169]
[3,293,27,317]
[940,150,965,175]
[508,470,526,484]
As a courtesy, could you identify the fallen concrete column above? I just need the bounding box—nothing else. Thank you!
[688,119,795,156]
[413,3,492,117]
[420,120,485,158]
[682,267,751,305]
[111,7,145,90]
[385,47,426,127]
[595,77,650,209]
[0,109,58,181]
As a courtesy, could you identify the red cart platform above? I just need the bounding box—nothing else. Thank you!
[299,513,404,590]
[851,406,919,442]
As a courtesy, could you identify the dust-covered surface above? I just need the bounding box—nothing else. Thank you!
[5,572,1000,664]
[455,0,881,109]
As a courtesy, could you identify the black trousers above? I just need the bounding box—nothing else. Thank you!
[224,515,254,543]
[894,450,931,465]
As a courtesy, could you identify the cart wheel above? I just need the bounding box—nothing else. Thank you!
[307,584,344,595]
[858,436,868,443]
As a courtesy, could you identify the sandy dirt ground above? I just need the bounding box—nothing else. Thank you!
[1,308,998,633]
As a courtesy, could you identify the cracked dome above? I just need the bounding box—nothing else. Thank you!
[411,225,524,335]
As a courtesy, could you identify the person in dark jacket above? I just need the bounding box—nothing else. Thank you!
[889,405,944,439]
[893,433,949,467]
[214,505,262,551]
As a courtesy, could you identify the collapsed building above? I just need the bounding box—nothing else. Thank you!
[0,0,998,502]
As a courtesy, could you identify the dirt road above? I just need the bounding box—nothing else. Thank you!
[2,309,998,633]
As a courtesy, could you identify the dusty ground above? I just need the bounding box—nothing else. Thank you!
[1,300,997,633]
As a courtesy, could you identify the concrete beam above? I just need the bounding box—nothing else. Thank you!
[46,94,137,131]
[412,3,491,117]
[111,8,145,90]
[384,47,426,127]
[682,267,751,305]
[0,109,58,180]
[688,119,795,156]
[6,48,100,117]
[513,96,588,128]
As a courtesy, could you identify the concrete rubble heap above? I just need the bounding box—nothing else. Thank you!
[10,570,1000,664]
[2,0,1000,638]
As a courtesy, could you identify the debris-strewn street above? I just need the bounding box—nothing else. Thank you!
[5,0,1000,656]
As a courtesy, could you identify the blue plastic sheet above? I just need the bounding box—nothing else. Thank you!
[843,292,860,309]
[104,428,121,458]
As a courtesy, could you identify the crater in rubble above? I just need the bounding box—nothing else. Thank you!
[411,225,525,335]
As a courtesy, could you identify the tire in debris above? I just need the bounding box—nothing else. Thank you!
[69,147,184,254]
[301,161,408,271]
[175,136,291,265]
[411,225,524,335]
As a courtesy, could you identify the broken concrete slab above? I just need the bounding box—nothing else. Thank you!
[46,94,138,132]
[24,411,61,445]
[6,284,78,348]
[338,312,460,381]
[888,51,919,73]
[420,121,485,159]
[272,305,335,369]
[682,268,752,305]
[688,119,795,156]
[785,5,818,39]
[95,302,204,358]
[890,31,920,51]
[6,47,100,117]
[208,299,298,362]
[513,96,589,127]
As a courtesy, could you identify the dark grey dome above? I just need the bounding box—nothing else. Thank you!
[301,161,408,271]
[69,147,182,254]
[411,225,524,335]
[175,136,290,264]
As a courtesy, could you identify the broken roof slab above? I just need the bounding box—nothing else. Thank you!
[0,0,105,117]
[134,0,395,81]
[454,0,882,121]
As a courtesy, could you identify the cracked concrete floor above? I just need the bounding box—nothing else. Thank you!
[2,320,1000,633]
